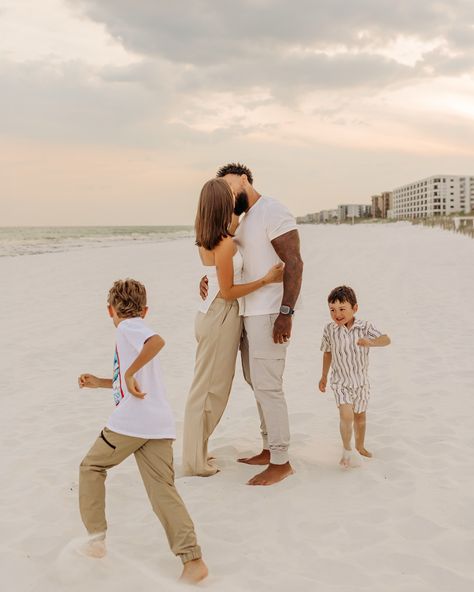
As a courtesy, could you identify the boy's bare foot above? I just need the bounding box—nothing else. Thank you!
[247,462,294,486]
[339,449,361,469]
[179,558,208,585]
[339,449,351,469]
[80,538,106,559]
[356,447,372,458]
[237,449,270,465]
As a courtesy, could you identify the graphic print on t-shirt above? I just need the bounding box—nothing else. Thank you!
[112,346,124,406]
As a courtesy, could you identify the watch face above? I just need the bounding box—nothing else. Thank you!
[280,305,291,314]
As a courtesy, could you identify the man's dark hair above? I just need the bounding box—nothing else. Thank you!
[216,162,253,185]
[328,285,357,308]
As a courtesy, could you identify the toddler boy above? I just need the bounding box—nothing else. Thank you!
[318,286,390,468]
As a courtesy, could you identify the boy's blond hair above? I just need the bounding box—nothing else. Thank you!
[108,279,147,318]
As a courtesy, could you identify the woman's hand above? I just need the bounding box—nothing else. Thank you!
[264,263,284,284]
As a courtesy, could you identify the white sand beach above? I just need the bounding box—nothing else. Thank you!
[1,222,473,592]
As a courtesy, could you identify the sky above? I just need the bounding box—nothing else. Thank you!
[1,0,474,225]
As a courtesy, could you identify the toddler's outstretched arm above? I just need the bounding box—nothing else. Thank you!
[357,334,391,348]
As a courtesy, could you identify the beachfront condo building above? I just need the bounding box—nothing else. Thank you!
[371,192,392,218]
[391,175,474,219]
[337,204,371,222]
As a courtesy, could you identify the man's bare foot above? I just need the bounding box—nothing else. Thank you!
[247,462,294,486]
[80,537,106,558]
[180,558,208,585]
[356,447,372,458]
[237,449,270,465]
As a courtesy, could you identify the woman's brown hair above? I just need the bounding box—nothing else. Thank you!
[195,178,234,250]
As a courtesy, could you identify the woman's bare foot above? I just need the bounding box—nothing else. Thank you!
[247,462,294,486]
[180,558,208,585]
[237,449,270,465]
[356,446,372,458]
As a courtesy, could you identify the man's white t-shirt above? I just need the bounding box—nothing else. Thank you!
[235,195,298,317]
[106,317,176,439]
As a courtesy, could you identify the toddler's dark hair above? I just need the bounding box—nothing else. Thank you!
[328,285,357,308]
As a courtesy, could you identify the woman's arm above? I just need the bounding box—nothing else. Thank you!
[229,214,240,234]
[214,237,282,300]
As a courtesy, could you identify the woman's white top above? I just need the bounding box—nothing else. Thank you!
[198,248,244,314]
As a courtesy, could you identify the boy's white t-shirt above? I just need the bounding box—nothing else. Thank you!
[106,317,176,439]
[235,195,298,316]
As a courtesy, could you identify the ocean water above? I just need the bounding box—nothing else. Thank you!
[0,226,194,257]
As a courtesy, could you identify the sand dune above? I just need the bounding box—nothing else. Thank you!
[1,222,473,591]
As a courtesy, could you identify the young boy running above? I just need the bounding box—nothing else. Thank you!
[78,279,207,584]
[318,286,391,468]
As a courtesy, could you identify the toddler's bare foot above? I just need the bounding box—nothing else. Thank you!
[237,449,270,465]
[339,449,352,469]
[180,558,208,585]
[356,447,372,458]
[80,536,106,558]
[339,449,361,469]
[247,462,294,486]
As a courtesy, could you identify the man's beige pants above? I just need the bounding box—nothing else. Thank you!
[241,313,290,465]
[79,428,202,564]
[182,298,242,476]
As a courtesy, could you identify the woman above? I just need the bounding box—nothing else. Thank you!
[182,178,283,476]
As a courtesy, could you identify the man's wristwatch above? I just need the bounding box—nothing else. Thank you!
[280,305,295,315]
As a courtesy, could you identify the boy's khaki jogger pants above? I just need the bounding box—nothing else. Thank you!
[182,298,242,476]
[79,428,202,564]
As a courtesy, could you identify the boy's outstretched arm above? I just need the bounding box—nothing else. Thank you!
[319,352,332,392]
[357,334,391,347]
[78,374,113,389]
[125,335,165,398]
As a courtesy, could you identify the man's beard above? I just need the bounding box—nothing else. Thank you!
[234,191,249,216]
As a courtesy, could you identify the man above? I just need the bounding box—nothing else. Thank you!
[201,163,303,486]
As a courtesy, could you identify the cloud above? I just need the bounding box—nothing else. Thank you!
[2,1,474,224]
[0,58,177,147]
[69,0,474,81]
